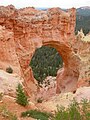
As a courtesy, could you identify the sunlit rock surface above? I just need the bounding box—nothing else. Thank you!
[0,5,90,96]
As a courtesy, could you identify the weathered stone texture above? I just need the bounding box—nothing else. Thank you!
[0,5,89,96]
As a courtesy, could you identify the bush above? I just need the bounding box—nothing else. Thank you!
[21,109,52,120]
[54,99,90,120]
[54,105,69,120]
[68,99,82,120]
[81,99,90,120]
[37,97,43,103]
[16,84,28,106]
[6,66,13,74]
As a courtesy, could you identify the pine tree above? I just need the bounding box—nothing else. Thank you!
[16,84,28,106]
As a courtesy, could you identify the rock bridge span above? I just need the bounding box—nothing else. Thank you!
[0,5,89,96]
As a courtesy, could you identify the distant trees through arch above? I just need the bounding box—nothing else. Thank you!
[30,46,63,84]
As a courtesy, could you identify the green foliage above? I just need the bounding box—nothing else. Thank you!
[54,99,90,120]
[54,105,69,120]
[16,84,28,106]
[75,15,90,35]
[75,8,90,35]
[81,99,90,120]
[0,105,18,120]
[21,99,90,120]
[6,66,13,74]
[21,109,52,120]
[30,46,63,84]
[68,99,82,120]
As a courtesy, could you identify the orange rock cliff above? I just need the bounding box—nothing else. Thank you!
[0,5,90,96]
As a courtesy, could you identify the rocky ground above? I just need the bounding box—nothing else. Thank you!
[0,70,90,120]
[37,87,90,113]
[0,70,23,97]
[0,96,36,120]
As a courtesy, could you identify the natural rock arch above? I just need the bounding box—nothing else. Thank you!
[42,41,80,93]
[29,39,80,94]
[0,5,90,96]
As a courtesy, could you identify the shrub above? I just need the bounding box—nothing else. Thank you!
[54,105,69,120]
[21,109,52,120]
[16,84,28,106]
[37,97,43,103]
[6,66,13,74]
[54,99,90,120]
[81,99,90,120]
[68,99,82,120]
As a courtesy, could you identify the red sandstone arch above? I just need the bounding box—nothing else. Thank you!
[43,41,80,93]
[1,5,89,97]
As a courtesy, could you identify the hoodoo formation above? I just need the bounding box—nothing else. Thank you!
[0,5,90,96]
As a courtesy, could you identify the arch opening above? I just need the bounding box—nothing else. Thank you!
[30,46,63,85]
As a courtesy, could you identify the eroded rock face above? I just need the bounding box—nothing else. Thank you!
[0,5,90,96]
[0,70,23,97]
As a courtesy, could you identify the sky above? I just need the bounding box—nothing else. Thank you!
[0,0,90,9]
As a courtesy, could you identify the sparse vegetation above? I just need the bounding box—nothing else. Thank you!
[81,99,90,120]
[6,66,13,74]
[16,84,29,106]
[21,109,52,120]
[21,99,90,120]
[0,105,18,120]
[54,99,90,120]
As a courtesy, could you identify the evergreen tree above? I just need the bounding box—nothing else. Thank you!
[16,84,28,106]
